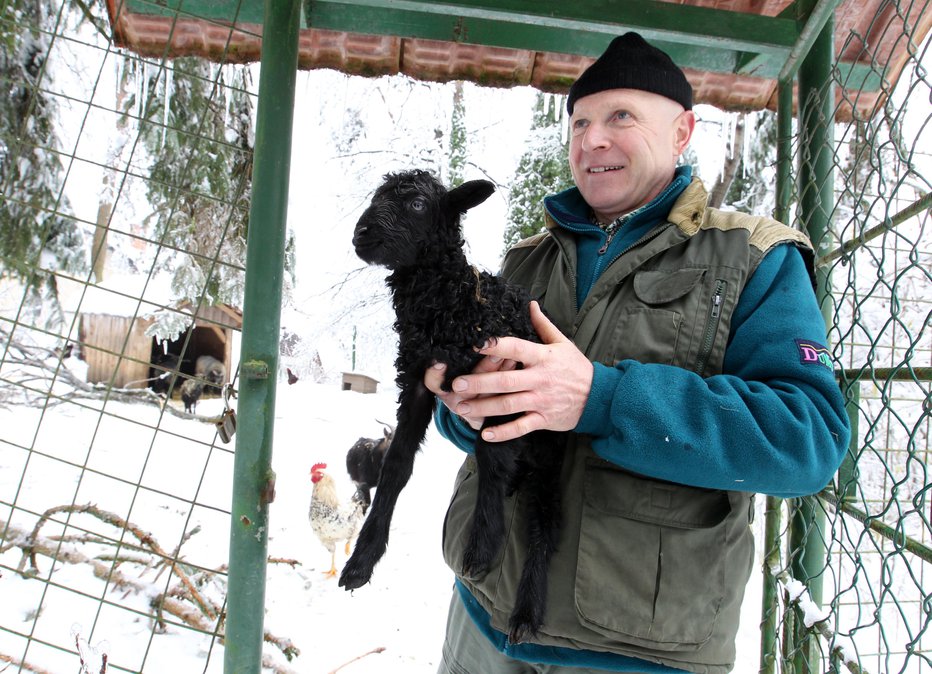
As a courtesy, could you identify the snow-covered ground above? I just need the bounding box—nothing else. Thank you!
[0,369,766,674]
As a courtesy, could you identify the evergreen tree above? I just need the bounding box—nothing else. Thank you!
[502,93,574,252]
[0,0,87,320]
[133,59,288,310]
[447,81,467,187]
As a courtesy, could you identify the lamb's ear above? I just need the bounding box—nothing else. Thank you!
[447,179,495,214]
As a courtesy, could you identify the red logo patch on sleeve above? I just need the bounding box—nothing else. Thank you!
[795,339,833,371]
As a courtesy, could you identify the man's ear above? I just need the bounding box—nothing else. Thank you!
[673,110,696,155]
[447,180,495,214]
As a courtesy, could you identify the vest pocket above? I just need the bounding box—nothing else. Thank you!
[442,456,478,578]
[608,268,706,366]
[575,460,729,651]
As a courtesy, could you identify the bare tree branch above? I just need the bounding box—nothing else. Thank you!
[327,646,386,674]
[2,513,302,669]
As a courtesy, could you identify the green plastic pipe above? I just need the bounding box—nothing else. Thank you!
[223,1,301,672]
[790,6,835,673]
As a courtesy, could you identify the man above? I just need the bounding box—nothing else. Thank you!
[426,33,850,673]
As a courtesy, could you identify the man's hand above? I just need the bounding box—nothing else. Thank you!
[424,345,516,431]
[425,301,594,442]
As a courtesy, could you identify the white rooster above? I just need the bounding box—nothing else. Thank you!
[309,462,366,577]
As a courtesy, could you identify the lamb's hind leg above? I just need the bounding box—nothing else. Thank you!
[461,415,523,579]
[508,431,564,644]
[339,382,434,590]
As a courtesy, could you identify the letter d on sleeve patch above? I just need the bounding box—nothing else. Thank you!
[795,339,833,371]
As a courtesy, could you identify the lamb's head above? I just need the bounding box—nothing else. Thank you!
[353,169,494,270]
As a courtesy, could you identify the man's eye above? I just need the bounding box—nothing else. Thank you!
[614,110,631,121]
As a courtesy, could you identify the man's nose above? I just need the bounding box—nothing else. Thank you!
[580,123,611,151]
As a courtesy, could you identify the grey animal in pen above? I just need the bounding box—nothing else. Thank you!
[195,355,226,393]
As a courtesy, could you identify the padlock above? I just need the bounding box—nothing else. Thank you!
[216,408,237,443]
[216,383,237,443]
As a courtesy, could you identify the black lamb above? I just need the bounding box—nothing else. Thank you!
[339,169,564,643]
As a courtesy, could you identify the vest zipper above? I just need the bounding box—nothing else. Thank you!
[694,279,727,377]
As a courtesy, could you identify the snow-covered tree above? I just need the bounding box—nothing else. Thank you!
[132,59,284,309]
[0,0,87,322]
[720,111,777,216]
[447,81,467,187]
[502,93,573,252]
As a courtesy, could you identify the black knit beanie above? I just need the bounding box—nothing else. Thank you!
[567,32,693,114]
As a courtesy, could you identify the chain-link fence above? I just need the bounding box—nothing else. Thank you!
[760,6,932,673]
[1,1,930,673]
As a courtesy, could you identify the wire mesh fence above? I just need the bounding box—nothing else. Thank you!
[1,1,256,671]
[1,1,930,673]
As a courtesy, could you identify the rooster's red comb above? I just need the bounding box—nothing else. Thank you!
[310,462,327,474]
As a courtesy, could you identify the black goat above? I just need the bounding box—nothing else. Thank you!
[340,169,564,643]
[149,353,184,396]
[345,420,394,513]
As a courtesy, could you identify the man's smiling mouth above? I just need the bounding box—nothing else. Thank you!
[588,166,623,173]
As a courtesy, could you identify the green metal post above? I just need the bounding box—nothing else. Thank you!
[224,1,301,672]
[760,77,795,674]
[775,79,794,225]
[791,5,835,673]
[760,495,783,674]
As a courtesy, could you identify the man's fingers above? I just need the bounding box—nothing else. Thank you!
[424,362,447,394]
[473,353,509,374]
[529,301,569,344]
[477,335,537,367]
[456,390,536,419]
[480,412,543,443]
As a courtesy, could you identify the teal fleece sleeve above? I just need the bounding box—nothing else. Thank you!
[434,402,478,453]
[575,243,850,498]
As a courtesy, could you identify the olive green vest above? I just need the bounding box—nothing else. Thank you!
[441,179,813,673]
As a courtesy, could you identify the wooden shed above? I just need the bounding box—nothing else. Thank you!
[79,302,242,390]
[341,372,379,394]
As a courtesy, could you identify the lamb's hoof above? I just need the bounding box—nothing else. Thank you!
[507,606,542,645]
[338,559,372,591]
[461,547,491,580]
[507,620,538,646]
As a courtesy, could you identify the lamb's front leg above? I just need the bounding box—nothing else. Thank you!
[461,414,523,579]
[339,382,434,590]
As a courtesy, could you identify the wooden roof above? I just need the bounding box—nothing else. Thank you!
[105,1,931,121]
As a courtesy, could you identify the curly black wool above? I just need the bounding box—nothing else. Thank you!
[340,169,564,644]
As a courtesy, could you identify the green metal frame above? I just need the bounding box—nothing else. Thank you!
[223,1,302,672]
[211,0,912,671]
[121,0,883,90]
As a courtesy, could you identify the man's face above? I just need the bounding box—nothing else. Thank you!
[569,89,695,223]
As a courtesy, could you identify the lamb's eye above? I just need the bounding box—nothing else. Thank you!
[410,198,426,212]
